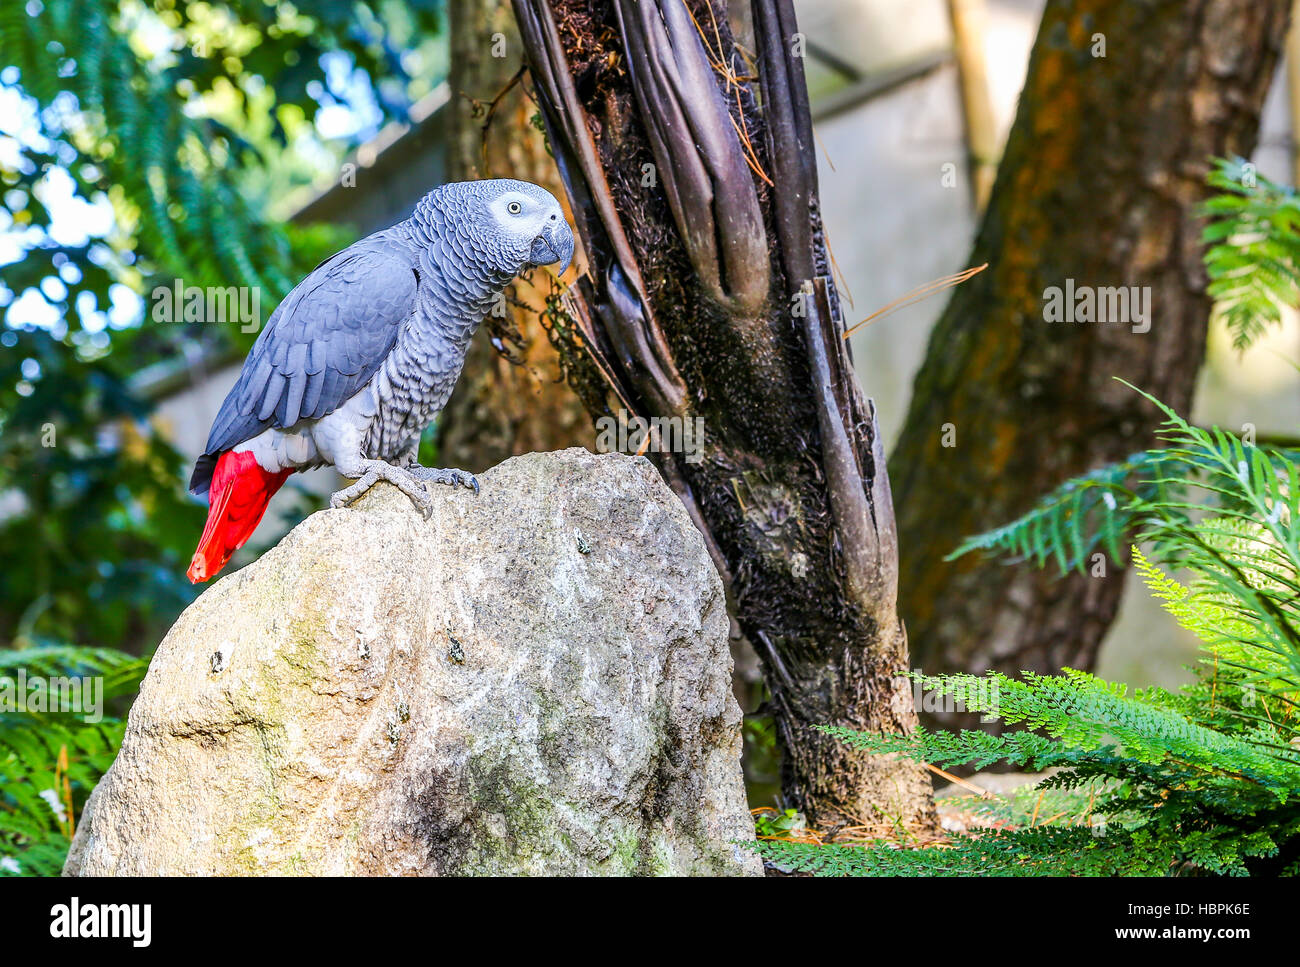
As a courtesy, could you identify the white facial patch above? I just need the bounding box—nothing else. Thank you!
[490,192,540,231]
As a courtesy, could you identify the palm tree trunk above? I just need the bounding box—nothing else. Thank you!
[511,0,936,829]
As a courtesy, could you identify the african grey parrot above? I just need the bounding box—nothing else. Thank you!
[187,179,574,583]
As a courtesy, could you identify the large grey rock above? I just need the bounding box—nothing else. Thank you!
[66,448,760,876]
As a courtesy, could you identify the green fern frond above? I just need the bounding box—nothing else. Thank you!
[946,447,1188,574]
[1202,156,1300,350]
[0,643,142,877]
[1130,546,1260,654]
[952,382,1300,681]
[771,390,1300,876]
[752,822,1284,877]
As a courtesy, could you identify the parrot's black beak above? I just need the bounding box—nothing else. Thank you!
[529,219,575,275]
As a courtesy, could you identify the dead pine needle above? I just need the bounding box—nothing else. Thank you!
[843,262,988,340]
[923,761,993,799]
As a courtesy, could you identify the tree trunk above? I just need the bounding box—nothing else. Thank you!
[891,0,1289,729]
[512,0,935,830]
[440,0,592,471]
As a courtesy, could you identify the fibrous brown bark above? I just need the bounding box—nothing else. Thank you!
[440,0,592,471]
[891,0,1289,726]
[512,0,935,829]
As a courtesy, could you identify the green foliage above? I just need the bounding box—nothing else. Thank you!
[753,808,805,839]
[754,395,1300,876]
[757,668,1300,875]
[0,644,147,876]
[950,386,1300,682]
[5,0,282,317]
[752,824,1289,877]
[0,327,206,647]
[1,0,443,305]
[0,0,442,646]
[959,384,1300,688]
[1202,156,1300,349]
[0,0,446,878]
[947,443,1185,576]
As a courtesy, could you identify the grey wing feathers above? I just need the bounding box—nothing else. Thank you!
[189,240,416,495]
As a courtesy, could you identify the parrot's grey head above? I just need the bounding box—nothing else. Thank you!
[420,178,575,280]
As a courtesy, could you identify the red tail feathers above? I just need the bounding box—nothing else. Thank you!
[188,451,292,584]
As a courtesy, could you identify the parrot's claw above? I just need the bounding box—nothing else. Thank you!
[330,460,434,518]
[409,465,480,495]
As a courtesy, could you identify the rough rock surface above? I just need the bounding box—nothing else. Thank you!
[66,448,760,876]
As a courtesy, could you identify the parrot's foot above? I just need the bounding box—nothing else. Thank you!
[330,460,433,517]
[408,465,480,495]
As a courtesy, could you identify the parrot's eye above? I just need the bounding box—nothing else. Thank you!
[507,201,522,215]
